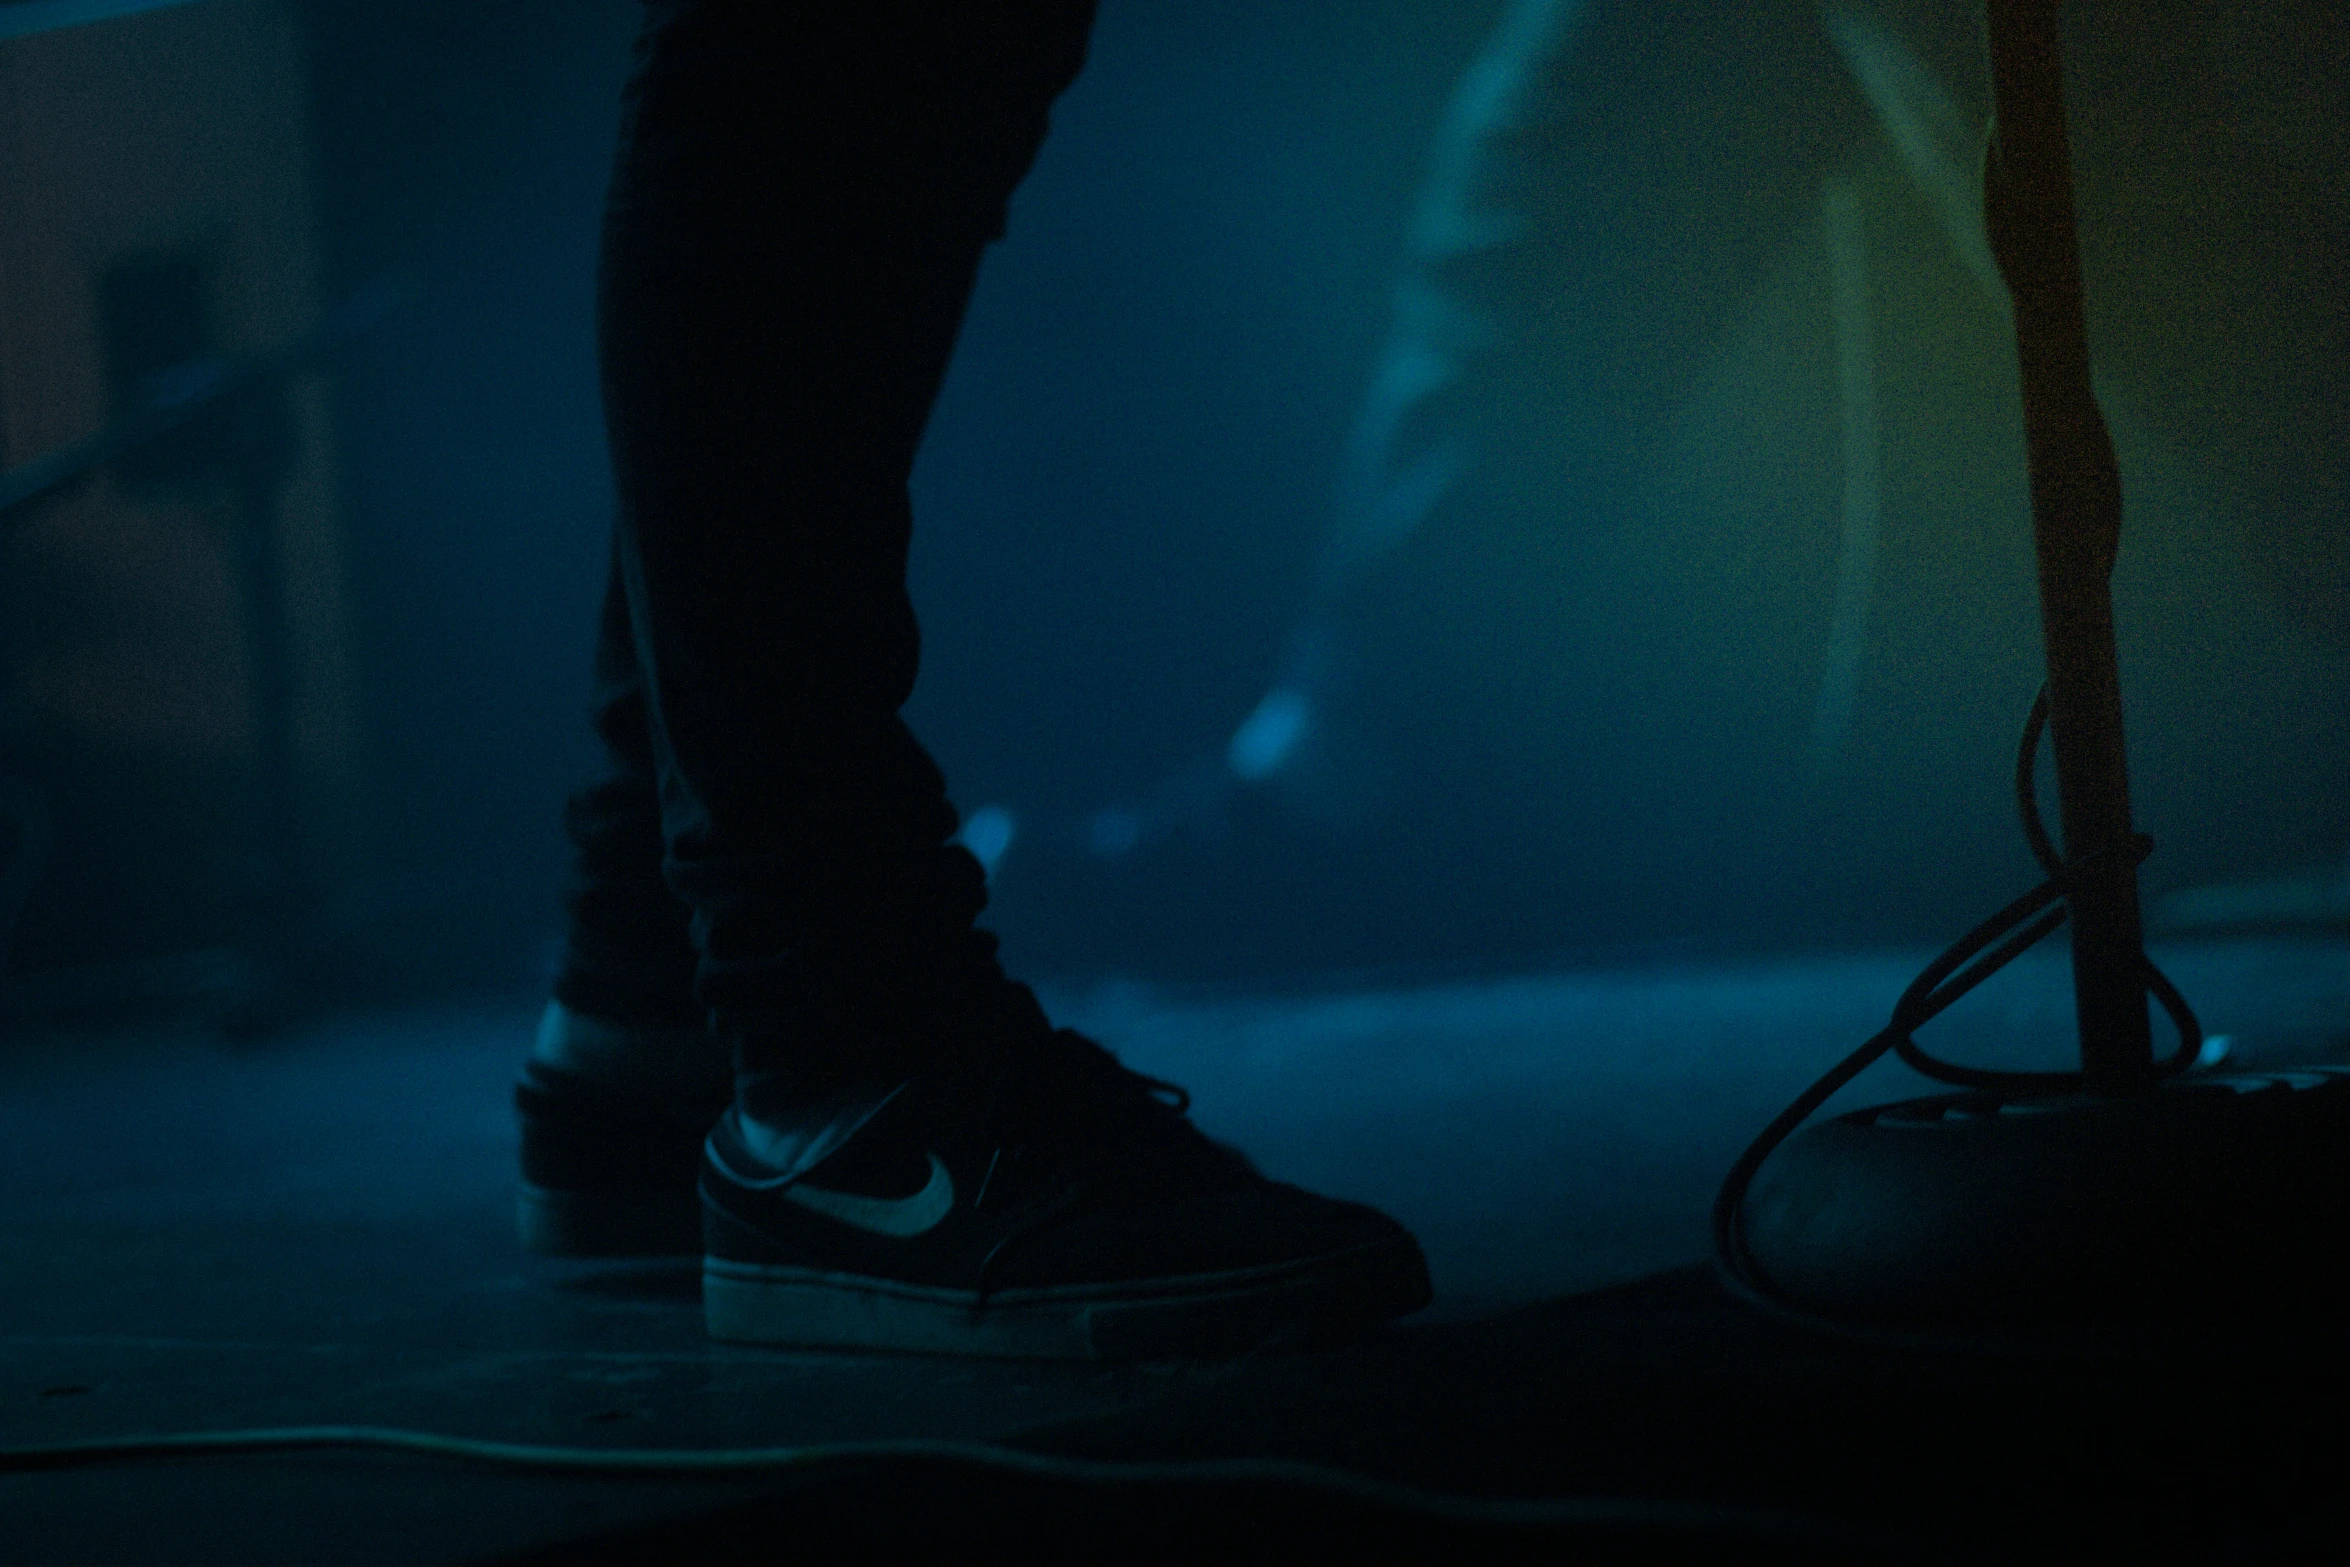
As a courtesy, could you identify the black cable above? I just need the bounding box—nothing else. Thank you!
[1711,684,2204,1346]
[2015,686,2063,878]
[0,1425,1938,1557]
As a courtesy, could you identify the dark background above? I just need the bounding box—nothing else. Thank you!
[294,0,2348,1003]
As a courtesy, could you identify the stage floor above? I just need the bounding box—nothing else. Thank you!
[4,936,2348,1562]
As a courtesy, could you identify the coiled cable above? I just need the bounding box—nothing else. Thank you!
[1711,686,2203,1341]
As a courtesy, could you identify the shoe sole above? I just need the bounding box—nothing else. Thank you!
[518,1184,704,1257]
[702,1234,1431,1360]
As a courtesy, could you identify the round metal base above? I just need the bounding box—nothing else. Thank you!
[1739,1067,2350,1343]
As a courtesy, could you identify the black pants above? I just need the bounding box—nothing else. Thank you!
[552,0,1097,1067]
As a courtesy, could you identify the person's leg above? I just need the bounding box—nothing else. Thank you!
[517,545,725,1258]
[518,0,1075,1259]
[599,0,1080,1071]
[553,547,701,1032]
[571,0,1429,1354]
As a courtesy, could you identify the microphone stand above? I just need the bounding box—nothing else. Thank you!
[1717,1,2350,1349]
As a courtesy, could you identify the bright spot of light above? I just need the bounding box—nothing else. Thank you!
[1228,688,1309,781]
[2194,1033,2234,1070]
[956,805,1016,876]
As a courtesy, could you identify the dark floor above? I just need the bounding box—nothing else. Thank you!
[4,937,2349,1563]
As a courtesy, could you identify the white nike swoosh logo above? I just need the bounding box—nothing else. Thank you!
[780,1154,955,1237]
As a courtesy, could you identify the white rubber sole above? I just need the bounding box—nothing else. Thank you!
[703,1238,1427,1360]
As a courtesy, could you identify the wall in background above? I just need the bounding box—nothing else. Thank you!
[0,0,361,1017]
[291,0,2346,1003]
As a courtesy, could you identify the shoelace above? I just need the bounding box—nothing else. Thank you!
[956,1019,1217,1308]
[937,960,1197,1125]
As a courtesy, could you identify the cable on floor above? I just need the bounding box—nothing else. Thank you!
[0,1423,1937,1557]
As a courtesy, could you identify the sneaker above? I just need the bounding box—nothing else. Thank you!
[698,1007,1432,1359]
[515,1001,731,1256]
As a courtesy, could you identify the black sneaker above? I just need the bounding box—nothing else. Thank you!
[516,1002,731,1256]
[698,1013,1432,1359]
